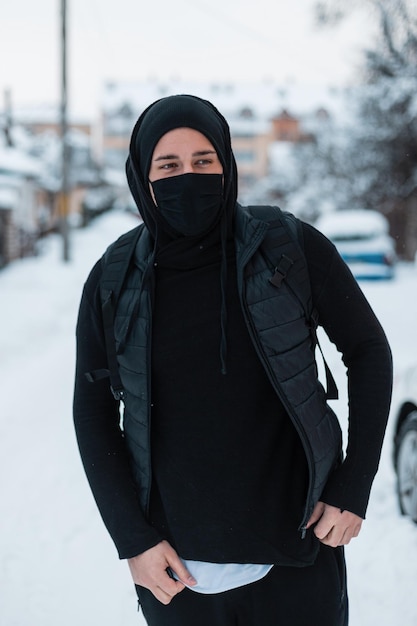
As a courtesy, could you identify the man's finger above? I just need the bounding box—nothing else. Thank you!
[154,584,180,605]
[314,519,335,541]
[167,554,197,586]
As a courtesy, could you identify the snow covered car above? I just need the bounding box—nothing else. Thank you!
[393,364,417,523]
[315,209,396,280]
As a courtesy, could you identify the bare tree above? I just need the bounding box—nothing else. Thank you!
[312,0,417,259]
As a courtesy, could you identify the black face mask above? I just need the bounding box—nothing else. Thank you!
[150,173,223,237]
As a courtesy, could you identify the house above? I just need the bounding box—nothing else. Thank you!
[0,147,42,266]
[0,105,105,255]
[15,104,92,142]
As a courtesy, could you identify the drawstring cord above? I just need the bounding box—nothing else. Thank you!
[219,211,228,375]
[118,217,228,377]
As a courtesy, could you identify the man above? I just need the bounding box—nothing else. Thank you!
[73,94,392,625]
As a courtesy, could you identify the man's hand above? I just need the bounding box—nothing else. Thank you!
[128,540,197,605]
[306,501,363,547]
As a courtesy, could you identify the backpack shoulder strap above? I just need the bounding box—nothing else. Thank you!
[100,223,145,302]
[247,205,338,400]
[247,205,310,312]
[85,224,144,400]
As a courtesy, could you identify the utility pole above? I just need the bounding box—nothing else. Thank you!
[59,0,70,261]
[3,89,14,147]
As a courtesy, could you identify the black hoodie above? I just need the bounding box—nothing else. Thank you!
[121,95,318,565]
[73,95,393,564]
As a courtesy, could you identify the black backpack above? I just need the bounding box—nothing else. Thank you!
[87,206,338,401]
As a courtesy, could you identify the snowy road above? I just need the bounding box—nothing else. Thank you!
[1,210,416,626]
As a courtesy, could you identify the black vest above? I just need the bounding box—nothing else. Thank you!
[100,206,342,532]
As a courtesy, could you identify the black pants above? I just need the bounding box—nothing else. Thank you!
[135,545,348,626]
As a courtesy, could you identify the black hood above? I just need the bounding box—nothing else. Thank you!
[125,94,238,239]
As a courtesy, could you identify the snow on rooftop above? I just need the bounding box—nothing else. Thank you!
[0,147,41,177]
[12,103,91,126]
[229,116,270,136]
[101,79,348,121]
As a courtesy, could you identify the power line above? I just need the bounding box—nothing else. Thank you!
[59,0,70,262]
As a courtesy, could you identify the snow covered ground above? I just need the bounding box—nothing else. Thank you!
[1,208,417,626]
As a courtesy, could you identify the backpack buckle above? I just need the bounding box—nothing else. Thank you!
[111,386,125,402]
[268,254,294,287]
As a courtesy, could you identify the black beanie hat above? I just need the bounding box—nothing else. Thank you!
[133,94,230,181]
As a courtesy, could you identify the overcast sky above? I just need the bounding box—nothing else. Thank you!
[1,0,376,118]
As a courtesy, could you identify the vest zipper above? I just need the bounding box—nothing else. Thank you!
[145,264,156,516]
[236,234,316,537]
